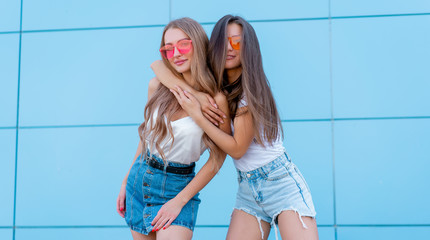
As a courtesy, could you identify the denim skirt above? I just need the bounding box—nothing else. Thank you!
[125,153,200,235]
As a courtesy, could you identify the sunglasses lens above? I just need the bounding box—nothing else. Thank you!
[231,42,240,50]
[229,36,241,50]
[177,40,192,54]
[159,46,174,59]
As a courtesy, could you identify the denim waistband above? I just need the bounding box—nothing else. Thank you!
[140,151,195,170]
[237,152,292,180]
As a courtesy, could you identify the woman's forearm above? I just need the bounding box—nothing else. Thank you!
[174,154,225,205]
[195,117,243,158]
[151,60,197,95]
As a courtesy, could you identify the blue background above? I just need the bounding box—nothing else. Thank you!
[1,0,429,239]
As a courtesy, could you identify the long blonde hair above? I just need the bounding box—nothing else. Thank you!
[138,18,222,169]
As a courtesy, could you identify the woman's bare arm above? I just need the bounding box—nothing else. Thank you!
[171,87,255,159]
[151,60,227,125]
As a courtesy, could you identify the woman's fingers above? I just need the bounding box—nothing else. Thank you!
[153,216,170,231]
[162,218,174,230]
[207,95,218,109]
[116,194,125,218]
[151,212,161,228]
[211,107,227,119]
[119,198,125,216]
[176,86,188,100]
[170,89,181,103]
[116,197,121,215]
[182,89,195,101]
[203,112,219,126]
[208,109,224,124]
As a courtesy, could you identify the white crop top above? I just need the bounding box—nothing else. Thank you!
[232,95,285,172]
[146,109,207,165]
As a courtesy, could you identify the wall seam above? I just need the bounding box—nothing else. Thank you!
[12,0,24,239]
[8,115,429,131]
[0,12,428,35]
[328,0,338,239]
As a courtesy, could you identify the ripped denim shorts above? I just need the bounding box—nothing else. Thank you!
[234,152,316,238]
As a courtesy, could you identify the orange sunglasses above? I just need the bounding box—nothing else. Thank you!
[228,36,241,50]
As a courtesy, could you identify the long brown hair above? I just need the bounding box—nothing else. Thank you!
[208,15,283,145]
[138,18,222,168]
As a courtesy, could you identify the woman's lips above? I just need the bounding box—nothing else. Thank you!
[226,55,235,60]
[174,59,187,66]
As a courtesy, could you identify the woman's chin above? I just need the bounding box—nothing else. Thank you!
[172,66,190,74]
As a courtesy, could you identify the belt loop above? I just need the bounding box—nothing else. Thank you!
[163,161,168,173]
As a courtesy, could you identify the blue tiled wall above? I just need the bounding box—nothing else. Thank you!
[0,34,19,127]
[1,0,429,239]
[0,0,21,32]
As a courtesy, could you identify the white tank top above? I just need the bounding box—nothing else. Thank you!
[232,95,285,172]
[146,109,207,164]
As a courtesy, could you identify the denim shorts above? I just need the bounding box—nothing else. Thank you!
[235,152,316,238]
[125,153,200,235]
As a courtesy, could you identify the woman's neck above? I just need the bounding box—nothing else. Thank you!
[227,66,242,84]
[182,71,194,86]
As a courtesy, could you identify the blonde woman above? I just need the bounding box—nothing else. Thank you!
[116,18,230,240]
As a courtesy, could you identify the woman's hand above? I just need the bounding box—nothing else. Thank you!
[170,86,205,122]
[151,198,185,231]
[116,183,126,218]
[194,92,227,126]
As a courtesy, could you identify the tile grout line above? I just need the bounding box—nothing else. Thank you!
[1,12,429,35]
[2,116,429,131]
[328,1,338,239]
[3,224,430,229]
[12,1,24,239]
[18,123,140,129]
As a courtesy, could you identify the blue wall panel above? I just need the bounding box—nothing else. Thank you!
[19,27,163,127]
[15,228,130,240]
[317,227,335,240]
[332,16,430,118]
[337,227,430,240]
[193,227,228,239]
[0,0,21,32]
[253,21,331,120]
[22,0,169,30]
[171,0,329,22]
[268,226,335,240]
[0,34,19,127]
[194,226,335,240]
[0,229,13,240]
[202,24,215,38]
[195,155,237,225]
[16,126,139,226]
[331,0,430,17]
[0,130,16,226]
[334,119,430,224]
[283,122,334,225]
